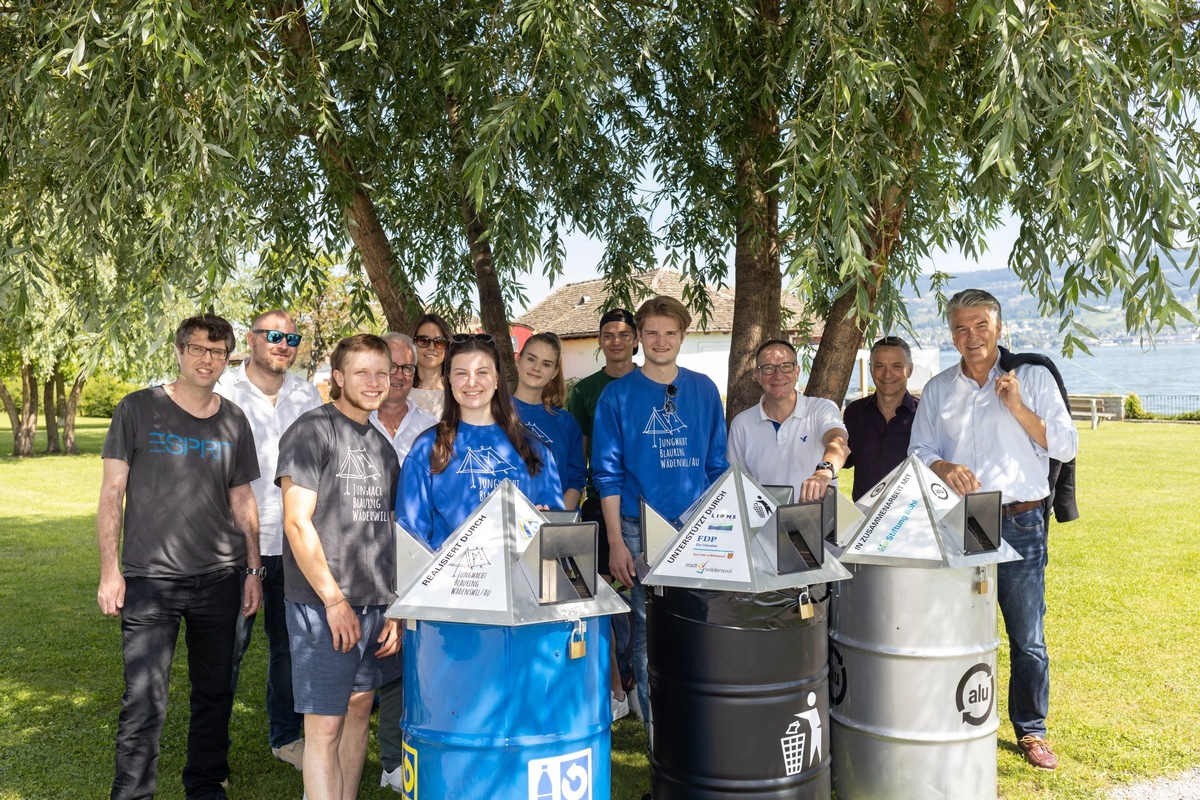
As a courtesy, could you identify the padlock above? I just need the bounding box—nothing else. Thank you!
[976,565,989,595]
[569,619,587,659]
[798,588,815,620]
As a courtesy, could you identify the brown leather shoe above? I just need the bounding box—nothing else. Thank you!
[1018,735,1058,770]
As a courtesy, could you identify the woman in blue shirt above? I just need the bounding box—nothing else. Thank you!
[512,332,587,511]
[397,334,561,548]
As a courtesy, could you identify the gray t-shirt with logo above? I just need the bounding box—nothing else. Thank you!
[276,404,400,607]
[102,386,260,577]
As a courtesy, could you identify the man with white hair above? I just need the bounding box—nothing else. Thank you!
[372,331,437,793]
[910,289,1077,771]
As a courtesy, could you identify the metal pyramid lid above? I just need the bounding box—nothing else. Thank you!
[839,455,1022,568]
[641,465,854,591]
[387,480,629,626]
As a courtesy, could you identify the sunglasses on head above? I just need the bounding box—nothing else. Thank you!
[451,333,496,344]
[253,329,302,347]
[414,334,451,350]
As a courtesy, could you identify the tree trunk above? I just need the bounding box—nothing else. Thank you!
[445,93,518,389]
[269,0,421,334]
[9,363,39,457]
[805,187,909,404]
[44,365,61,453]
[0,377,19,437]
[63,370,85,455]
[726,0,782,422]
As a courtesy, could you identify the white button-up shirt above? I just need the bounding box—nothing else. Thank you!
[216,364,323,555]
[727,393,847,501]
[909,357,1078,504]
[369,399,438,463]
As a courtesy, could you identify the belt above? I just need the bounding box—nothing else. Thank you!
[1002,500,1043,518]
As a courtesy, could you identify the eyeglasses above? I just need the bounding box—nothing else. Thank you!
[756,361,798,376]
[253,329,302,347]
[663,383,678,415]
[451,333,495,344]
[182,343,230,361]
[414,334,450,350]
[390,363,417,377]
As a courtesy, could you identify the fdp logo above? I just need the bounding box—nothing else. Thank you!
[528,748,591,800]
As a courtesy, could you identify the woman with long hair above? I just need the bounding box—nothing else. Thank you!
[396,335,561,548]
[408,312,452,419]
[512,332,587,511]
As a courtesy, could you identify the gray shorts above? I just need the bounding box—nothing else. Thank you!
[286,601,403,716]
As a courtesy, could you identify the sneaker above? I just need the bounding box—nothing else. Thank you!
[611,691,630,722]
[1017,735,1058,770]
[381,765,404,793]
[272,739,305,771]
[627,691,645,722]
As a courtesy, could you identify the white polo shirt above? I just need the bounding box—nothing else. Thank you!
[215,364,323,555]
[727,393,847,500]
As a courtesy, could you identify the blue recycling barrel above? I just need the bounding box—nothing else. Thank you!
[400,618,611,800]
[648,586,831,799]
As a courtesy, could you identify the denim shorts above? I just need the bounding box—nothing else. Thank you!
[286,601,403,716]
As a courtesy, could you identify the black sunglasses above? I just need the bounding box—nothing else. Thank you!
[663,383,678,415]
[451,333,496,344]
[253,329,302,347]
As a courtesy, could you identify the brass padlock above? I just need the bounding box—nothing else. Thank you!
[798,588,815,620]
[976,566,989,595]
[569,620,587,659]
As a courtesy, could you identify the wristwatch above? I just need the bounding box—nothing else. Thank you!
[815,461,836,476]
[245,566,266,577]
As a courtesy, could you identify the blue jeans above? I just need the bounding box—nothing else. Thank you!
[231,554,303,749]
[620,518,649,729]
[997,508,1050,739]
[112,568,240,800]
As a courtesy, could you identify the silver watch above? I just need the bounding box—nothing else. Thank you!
[245,566,266,577]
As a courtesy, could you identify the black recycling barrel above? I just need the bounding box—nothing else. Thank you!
[647,586,831,799]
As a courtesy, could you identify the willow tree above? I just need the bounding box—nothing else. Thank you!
[2,2,651,382]
[613,0,1200,416]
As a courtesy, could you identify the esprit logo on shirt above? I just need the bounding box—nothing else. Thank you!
[149,431,232,460]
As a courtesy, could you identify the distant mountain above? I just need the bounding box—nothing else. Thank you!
[900,256,1200,349]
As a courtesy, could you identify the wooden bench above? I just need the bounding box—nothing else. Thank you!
[1069,397,1114,429]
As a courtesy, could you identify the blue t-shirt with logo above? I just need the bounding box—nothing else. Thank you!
[397,421,562,548]
[591,367,728,522]
[514,398,586,502]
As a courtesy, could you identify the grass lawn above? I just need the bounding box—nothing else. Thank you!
[1,418,1197,799]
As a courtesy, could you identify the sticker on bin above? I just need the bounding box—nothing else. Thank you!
[401,741,418,800]
[780,691,824,776]
[651,471,753,583]
[528,748,591,800]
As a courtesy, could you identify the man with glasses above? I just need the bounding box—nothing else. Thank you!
[592,295,729,737]
[215,309,321,770]
[370,332,436,794]
[727,338,849,504]
[842,336,918,500]
[98,314,262,800]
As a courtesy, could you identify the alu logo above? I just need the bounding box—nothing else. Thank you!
[828,645,847,707]
[955,663,994,726]
[869,481,886,499]
[930,483,949,500]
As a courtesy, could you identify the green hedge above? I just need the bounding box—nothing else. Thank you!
[79,373,140,418]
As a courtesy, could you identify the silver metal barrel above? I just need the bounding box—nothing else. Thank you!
[829,562,1000,800]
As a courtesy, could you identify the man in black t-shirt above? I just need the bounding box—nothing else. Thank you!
[278,333,401,800]
[97,314,262,800]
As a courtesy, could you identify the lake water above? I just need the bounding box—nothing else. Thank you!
[948,342,1200,398]
[849,342,1200,403]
